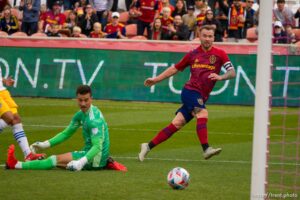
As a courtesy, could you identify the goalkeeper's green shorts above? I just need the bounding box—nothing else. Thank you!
[72,151,108,170]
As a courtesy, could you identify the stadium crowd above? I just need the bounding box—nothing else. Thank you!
[0,0,299,43]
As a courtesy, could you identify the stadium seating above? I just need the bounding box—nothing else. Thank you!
[125,24,137,38]
[119,12,129,24]
[246,27,258,42]
[10,32,27,37]
[130,35,147,40]
[31,32,47,37]
[292,28,300,40]
[0,31,8,37]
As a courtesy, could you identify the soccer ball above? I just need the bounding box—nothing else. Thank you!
[167,167,190,190]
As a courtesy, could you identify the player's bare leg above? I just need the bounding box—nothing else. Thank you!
[138,112,186,162]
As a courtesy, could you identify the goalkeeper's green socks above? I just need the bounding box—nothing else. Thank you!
[20,156,57,170]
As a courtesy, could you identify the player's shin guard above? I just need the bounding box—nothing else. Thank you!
[12,123,31,157]
[21,155,57,170]
[196,118,209,151]
[149,123,178,149]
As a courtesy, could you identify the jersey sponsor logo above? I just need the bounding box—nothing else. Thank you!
[141,6,154,10]
[92,128,98,135]
[192,63,216,70]
[209,55,217,64]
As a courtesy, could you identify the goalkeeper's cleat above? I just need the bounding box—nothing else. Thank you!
[138,143,150,162]
[25,152,46,161]
[203,147,222,160]
[106,157,127,172]
[5,144,18,169]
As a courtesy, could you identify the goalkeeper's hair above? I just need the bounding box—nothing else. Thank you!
[76,85,92,96]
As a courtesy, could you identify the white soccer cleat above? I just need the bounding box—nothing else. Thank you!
[203,147,222,160]
[138,143,150,162]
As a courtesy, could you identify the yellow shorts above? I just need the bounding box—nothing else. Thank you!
[0,90,18,117]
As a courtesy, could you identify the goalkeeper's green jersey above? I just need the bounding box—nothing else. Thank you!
[48,104,110,168]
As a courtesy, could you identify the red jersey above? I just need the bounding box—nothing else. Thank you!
[159,16,173,33]
[104,23,126,38]
[136,0,159,23]
[89,31,105,38]
[175,46,233,101]
[41,11,66,29]
[196,13,205,27]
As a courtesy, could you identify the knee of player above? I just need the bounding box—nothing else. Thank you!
[12,114,22,124]
[172,120,186,129]
[194,108,208,118]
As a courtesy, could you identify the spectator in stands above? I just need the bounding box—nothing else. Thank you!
[273,21,287,44]
[128,0,139,24]
[78,4,98,36]
[63,0,73,11]
[0,5,19,35]
[159,7,174,33]
[285,24,296,44]
[63,11,78,33]
[19,0,41,36]
[71,26,82,37]
[227,0,245,42]
[73,0,85,17]
[158,0,175,15]
[39,4,47,17]
[0,0,10,15]
[202,9,223,42]
[104,12,127,39]
[89,22,106,38]
[171,0,186,17]
[135,0,159,39]
[90,0,113,29]
[273,0,295,27]
[182,5,197,39]
[294,7,300,29]
[46,24,62,37]
[164,15,189,40]
[213,0,228,39]
[39,1,66,33]
[150,18,167,40]
[242,0,255,38]
[194,0,210,17]
[0,0,8,8]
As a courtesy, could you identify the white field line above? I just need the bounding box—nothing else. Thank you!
[23,124,290,137]
[1,156,299,167]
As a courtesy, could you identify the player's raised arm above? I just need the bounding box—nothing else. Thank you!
[144,66,179,86]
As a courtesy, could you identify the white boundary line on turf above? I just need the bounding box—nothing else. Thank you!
[1,156,299,167]
[24,124,252,136]
[23,124,289,137]
[113,156,300,166]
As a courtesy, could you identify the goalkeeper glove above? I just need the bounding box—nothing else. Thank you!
[30,141,50,153]
[66,157,88,171]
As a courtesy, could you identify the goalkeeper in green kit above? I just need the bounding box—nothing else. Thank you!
[6,85,127,172]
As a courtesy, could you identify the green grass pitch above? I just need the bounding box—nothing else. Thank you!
[0,98,297,200]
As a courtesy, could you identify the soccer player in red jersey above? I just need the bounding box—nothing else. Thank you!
[139,25,236,161]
